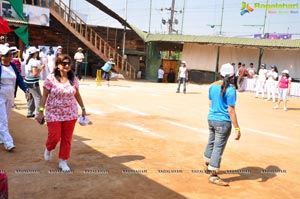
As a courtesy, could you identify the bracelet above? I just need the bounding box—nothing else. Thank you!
[235,127,240,131]
[81,107,85,110]
[39,107,44,112]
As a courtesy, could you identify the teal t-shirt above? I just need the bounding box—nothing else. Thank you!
[208,81,236,122]
[101,62,112,72]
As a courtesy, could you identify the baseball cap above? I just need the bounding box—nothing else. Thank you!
[271,65,276,69]
[261,63,267,67]
[220,63,234,77]
[282,69,289,74]
[0,44,13,55]
[181,60,186,64]
[27,46,40,54]
[77,47,83,51]
[57,45,63,49]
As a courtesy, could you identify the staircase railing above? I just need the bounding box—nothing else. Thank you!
[23,0,136,79]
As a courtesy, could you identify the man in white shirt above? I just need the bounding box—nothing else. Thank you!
[157,65,164,82]
[176,60,188,94]
[74,47,85,80]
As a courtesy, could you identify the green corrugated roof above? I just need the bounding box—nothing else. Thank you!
[145,34,300,49]
[129,24,300,49]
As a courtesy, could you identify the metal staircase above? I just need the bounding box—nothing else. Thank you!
[23,0,136,79]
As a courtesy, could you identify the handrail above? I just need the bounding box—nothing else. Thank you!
[23,0,136,79]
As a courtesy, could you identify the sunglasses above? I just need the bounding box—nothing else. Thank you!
[61,61,71,66]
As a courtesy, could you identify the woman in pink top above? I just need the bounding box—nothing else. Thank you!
[36,54,86,172]
[274,70,291,111]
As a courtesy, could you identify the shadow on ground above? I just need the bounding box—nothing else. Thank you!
[0,110,188,199]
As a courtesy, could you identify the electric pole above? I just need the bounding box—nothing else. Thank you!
[161,0,181,34]
[168,0,175,34]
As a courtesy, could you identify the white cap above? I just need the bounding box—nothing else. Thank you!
[77,47,83,51]
[10,46,20,53]
[282,69,289,74]
[108,58,115,64]
[181,60,186,64]
[57,45,63,49]
[0,44,13,55]
[27,46,40,54]
[220,63,234,77]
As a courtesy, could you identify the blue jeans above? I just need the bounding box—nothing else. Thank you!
[177,77,187,92]
[204,120,231,171]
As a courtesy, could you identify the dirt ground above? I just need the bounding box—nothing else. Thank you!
[1,78,300,199]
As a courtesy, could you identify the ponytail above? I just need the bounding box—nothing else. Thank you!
[220,75,232,97]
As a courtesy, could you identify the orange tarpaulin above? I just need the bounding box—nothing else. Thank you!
[0,17,12,34]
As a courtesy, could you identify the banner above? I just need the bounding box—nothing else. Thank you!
[254,33,292,40]
[1,1,49,26]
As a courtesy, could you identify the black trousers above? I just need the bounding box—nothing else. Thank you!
[75,61,83,80]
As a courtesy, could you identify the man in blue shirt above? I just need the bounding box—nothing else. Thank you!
[101,58,115,86]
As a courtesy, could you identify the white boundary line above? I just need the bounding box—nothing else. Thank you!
[243,127,289,140]
[118,122,164,138]
[114,105,150,116]
[157,105,170,111]
[163,120,289,140]
[162,120,208,134]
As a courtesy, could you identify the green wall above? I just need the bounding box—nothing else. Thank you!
[145,42,161,81]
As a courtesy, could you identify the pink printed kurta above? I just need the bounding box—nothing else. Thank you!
[44,74,79,122]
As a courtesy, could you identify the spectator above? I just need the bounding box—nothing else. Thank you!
[10,47,21,108]
[247,63,256,79]
[176,60,188,94]
[157,65,164,83]
[255,63,268,99]
[274,70,291,111]
[266,65,278,102]
[234,62,241,89]
[39,47,48,80]
[0,44,29,151]
[167,68,175,83]
[74,47,85,80]
[24,46,45,118]
[237,63,247,92]
[55,45,63,57]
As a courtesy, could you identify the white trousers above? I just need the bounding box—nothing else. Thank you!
[0,98,14,148]
[255,80,265,98]
[266,81,277,102]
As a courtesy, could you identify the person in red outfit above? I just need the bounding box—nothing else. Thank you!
[36,54,86,172]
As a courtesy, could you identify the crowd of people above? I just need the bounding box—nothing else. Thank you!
[232,62,291,111]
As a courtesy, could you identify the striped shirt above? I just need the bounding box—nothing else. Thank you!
[24,58,40,85]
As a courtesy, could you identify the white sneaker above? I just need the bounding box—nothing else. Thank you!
[284,107,287,111]
[273,105,278,109]
[59,160,71,172]
[44,149,52,161]
[5,144,15,152]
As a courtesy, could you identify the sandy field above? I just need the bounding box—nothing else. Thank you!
[1,78,299,199]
